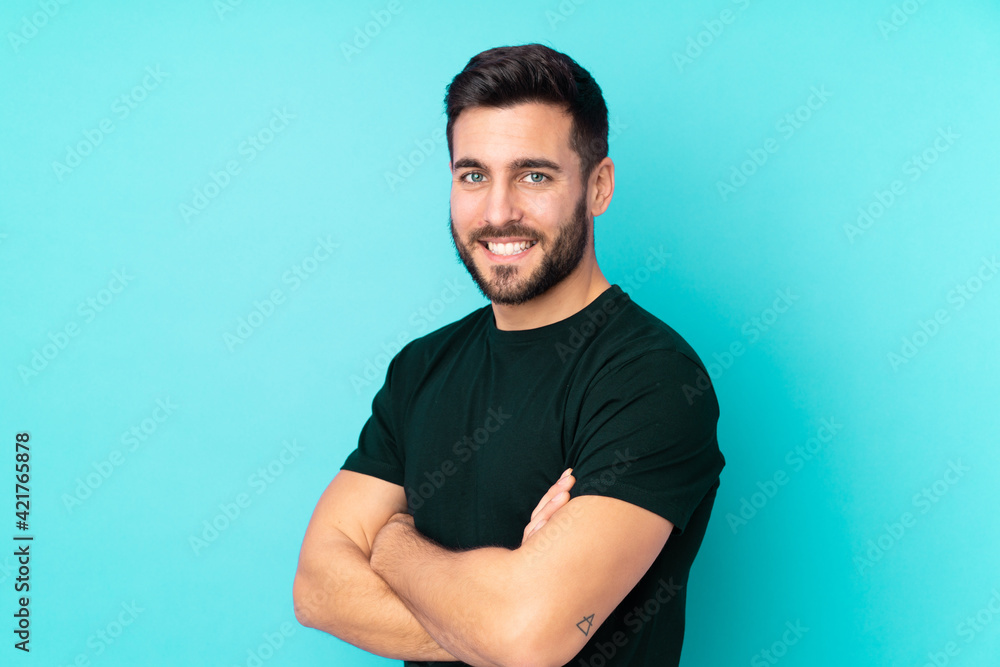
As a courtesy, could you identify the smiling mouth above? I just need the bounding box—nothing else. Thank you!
[480,239,538,257]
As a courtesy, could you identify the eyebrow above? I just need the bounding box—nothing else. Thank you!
[452,156,563,174]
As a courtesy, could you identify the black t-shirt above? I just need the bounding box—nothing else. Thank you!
[341,284,725,666]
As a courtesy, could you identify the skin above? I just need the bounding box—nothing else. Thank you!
[294,101,673,666]
[449,102,615,331]
[293,468,578,662]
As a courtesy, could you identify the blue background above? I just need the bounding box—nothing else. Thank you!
[2,1,998,665]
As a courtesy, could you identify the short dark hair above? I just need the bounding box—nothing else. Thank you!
[444,43,609,183]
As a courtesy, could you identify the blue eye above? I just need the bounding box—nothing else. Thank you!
[459,171,548,184]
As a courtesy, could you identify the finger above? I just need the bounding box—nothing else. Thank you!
[523,511,553,543]
[523,482,573,542]
[525,489,570,538]
[530,474,575,522]
[529,469,575,521]
[523,518,547,543]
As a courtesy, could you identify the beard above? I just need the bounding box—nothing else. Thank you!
[450,192,591,306]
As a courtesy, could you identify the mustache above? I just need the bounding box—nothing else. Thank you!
[467,226,541,244]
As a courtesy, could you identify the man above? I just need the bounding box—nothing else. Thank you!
[294,43,725,666]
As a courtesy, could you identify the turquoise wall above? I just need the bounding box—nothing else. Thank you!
[2,1,998,665]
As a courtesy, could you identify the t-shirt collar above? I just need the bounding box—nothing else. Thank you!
[486,284,626,345]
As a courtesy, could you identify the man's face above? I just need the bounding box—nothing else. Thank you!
[449,102,590,306]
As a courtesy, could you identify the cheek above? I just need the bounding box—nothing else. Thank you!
[450,192,480,223]
[521,191,561,220]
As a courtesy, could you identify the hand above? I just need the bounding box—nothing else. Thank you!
[521,468,575,545]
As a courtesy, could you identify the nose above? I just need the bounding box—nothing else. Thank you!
[481,179,524,228]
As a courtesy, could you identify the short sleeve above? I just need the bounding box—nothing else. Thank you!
[568,349,725,533]
[341,354,406,486]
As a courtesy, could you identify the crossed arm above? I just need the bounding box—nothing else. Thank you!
[293,468,673,667]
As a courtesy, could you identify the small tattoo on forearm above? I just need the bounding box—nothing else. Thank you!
[577,614,594,636]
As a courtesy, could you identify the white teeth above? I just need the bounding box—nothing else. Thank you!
[486,240,536,256]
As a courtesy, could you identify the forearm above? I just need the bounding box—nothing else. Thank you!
[371,521,534,666]
[294,534,458,661]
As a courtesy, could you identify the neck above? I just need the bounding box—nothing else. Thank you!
[491,258,611,331]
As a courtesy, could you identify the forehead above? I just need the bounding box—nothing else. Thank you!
[452,102,576,166]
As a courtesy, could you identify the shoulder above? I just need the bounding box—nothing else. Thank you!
[389,303,491,372]
[592,291,710,381]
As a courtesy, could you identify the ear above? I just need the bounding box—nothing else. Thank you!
[588,157,615,217]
